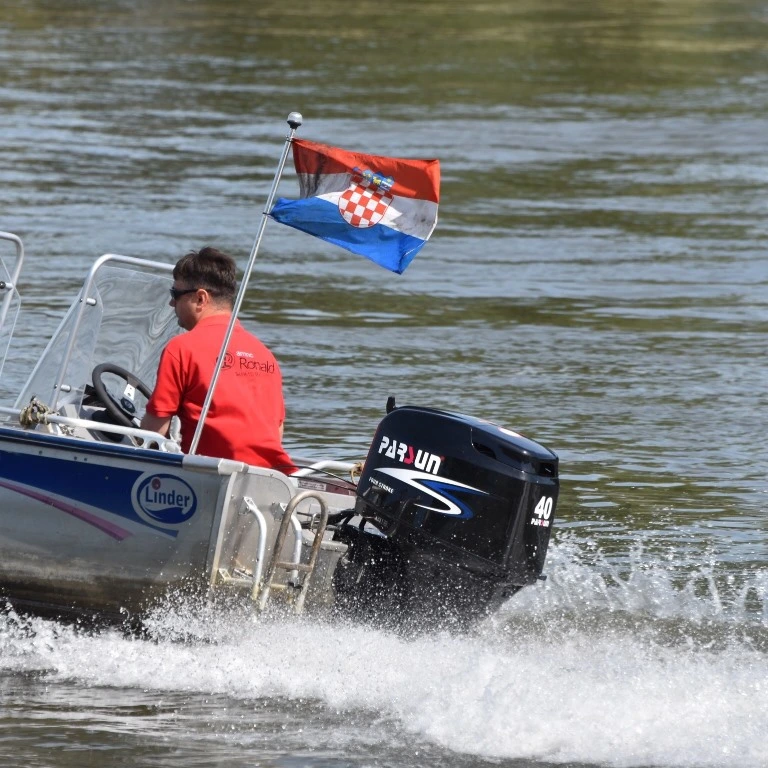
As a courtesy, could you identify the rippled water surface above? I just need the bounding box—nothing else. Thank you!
[1,1,767,766]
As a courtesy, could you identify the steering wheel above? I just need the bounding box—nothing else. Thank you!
[91,363,153,428]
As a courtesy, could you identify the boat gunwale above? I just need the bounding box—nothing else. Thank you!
[0,422,186,465]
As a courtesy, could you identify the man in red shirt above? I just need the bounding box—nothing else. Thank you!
[141,247,297,474]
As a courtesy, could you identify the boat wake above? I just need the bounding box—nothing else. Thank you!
[1,537,766,768]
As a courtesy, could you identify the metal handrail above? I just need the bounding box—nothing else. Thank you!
[0,405,181,452]
[256,490,329,614]
[240,496,269,596]
[291,459,359,477]
[0,231,24,332]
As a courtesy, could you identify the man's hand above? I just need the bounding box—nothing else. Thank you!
[140,412,171,436]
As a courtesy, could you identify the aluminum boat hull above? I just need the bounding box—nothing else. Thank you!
[0,425,319,620]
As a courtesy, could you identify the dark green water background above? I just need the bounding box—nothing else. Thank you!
[1,2,766,767]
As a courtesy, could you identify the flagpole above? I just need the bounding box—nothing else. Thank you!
[188,111,302,456]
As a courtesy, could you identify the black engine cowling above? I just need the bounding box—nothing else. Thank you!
[333,404,559,628]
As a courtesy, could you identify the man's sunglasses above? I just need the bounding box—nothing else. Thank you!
[169,287,200,301]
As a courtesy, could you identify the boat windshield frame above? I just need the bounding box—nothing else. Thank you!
[9,254,178,416]
[0,232,25,388]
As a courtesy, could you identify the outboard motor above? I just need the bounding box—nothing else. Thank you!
[333,404,559,629]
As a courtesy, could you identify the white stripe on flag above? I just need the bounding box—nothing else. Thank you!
[316,191,438,240]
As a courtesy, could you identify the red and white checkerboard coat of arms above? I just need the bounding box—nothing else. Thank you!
[338,168,395,228]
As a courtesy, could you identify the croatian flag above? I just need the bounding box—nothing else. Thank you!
[270,139,440,274]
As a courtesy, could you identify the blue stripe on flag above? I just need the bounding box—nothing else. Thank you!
[270,197,427,274]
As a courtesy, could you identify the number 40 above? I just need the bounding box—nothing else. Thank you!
[534,496,553,519]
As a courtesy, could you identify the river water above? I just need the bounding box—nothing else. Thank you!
[1,1,767,766]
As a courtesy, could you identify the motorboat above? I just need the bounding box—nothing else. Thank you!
[0,117,559,631]
[0,230,559,630]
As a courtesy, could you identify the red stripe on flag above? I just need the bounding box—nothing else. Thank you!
[291,139,440,203]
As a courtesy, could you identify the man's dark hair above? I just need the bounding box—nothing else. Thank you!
[173,247,237,305]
